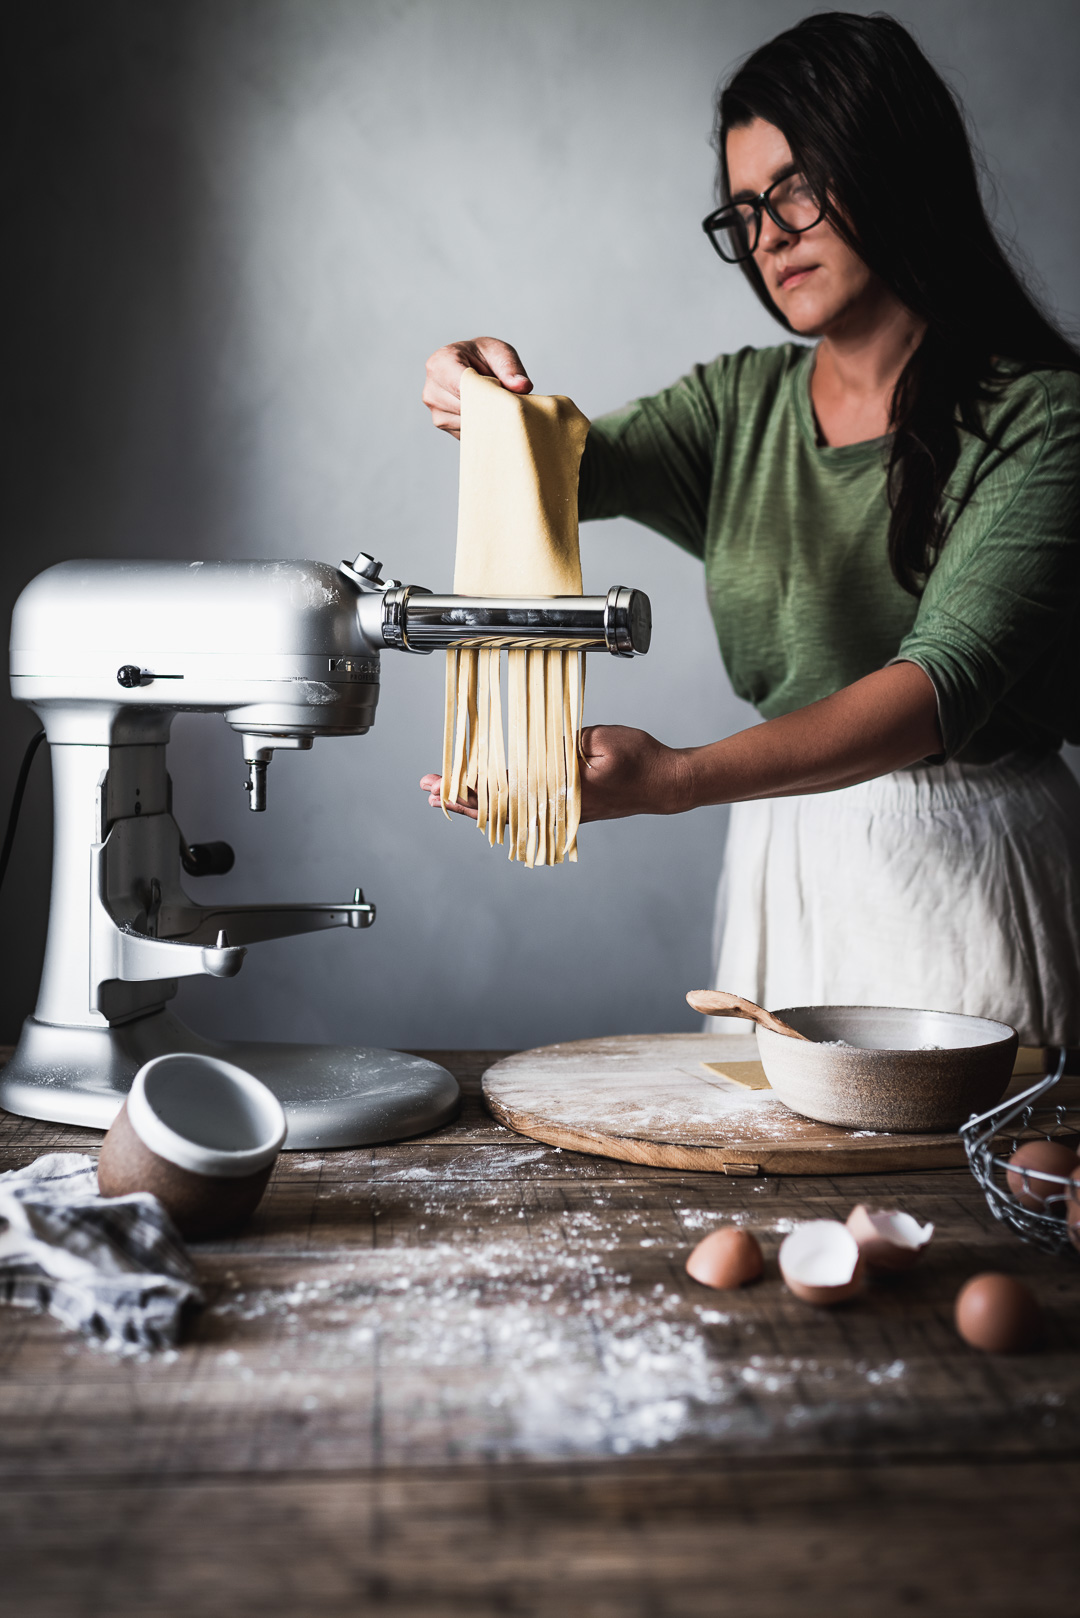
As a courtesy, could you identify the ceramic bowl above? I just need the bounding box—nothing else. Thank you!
[756,1006,1018,1133]
[98,1053,287,1238]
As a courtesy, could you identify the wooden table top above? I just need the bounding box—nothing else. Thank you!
[1,1048,1077,1616]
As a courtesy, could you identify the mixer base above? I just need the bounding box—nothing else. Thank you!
[0,1012,461,1149]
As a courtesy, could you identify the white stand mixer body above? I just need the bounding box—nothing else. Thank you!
[3,557,458,1147]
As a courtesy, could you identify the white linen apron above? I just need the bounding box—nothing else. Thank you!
[710,750,1080,1048]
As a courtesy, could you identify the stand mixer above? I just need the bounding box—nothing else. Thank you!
[2,556,651,1147]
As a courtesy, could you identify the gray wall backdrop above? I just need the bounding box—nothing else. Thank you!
[2,0,1078,1050]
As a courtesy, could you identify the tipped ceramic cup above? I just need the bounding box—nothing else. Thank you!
[98,1053,287,1239]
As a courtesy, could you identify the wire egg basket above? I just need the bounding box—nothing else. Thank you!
[960,1049,1078,1256]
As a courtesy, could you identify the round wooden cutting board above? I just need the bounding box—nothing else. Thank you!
[483,1031,1009,1176]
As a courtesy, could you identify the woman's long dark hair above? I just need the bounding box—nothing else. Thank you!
[716,12,1080,594]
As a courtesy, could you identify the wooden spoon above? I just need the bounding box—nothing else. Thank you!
[686,989,811,1042]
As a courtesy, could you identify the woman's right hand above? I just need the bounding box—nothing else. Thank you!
[422,337,533,438]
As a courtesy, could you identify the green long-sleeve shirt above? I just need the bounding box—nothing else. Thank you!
[578,343,1080,762]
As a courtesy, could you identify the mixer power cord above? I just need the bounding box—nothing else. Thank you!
[0,728,46,894]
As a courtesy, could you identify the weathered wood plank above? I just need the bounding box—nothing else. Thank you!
[1,1461,1076,1618]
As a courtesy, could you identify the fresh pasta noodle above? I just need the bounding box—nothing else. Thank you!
[441,369,591,866]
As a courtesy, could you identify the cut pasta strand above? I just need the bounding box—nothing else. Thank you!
[446,648,475,813]
[440,647,459,822]
[488,649,508,846]
[565,651,584,862]
[475,646,491,838]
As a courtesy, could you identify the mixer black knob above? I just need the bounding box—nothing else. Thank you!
[116,664,144,688]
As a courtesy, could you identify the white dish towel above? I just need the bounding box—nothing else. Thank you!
[0,1152,203,1352]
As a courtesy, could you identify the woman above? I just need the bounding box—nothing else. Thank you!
[419,12,1080,1048]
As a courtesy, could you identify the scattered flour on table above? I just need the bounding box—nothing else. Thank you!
[381,1147,551,1180]
[203,1186,912,1460]
[676,1207,799,1235]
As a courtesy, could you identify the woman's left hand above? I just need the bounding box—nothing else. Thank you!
[577,726,691,821]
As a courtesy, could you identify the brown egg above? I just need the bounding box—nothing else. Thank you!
[1005,1140,1079,1212]
[686,1227,763,1290]
[954,1273,1043,1353]
[1068,1166,1080,1252]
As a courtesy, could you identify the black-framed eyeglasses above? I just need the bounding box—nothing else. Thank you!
[702,171,825,264]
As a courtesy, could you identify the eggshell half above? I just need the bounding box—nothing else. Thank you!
[954,1273,1043,1353]
[779,1220,864,1306]
[845,1205,934,1270]
[1005,1140,1079,1213]
[686,1227,763,1289]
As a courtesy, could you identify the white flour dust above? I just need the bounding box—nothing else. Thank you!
[204,1187,912,1460]
[675,1208,798,1235]
[380,1147,551,1181]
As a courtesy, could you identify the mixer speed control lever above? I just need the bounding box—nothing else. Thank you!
[116,665,183,688]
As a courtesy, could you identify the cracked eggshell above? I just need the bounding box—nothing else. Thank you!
[779,1220,864,1306]
[845,1205,934,1270]
[685,1227,763,1290]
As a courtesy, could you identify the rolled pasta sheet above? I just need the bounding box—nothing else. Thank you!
[441,369,590,865]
